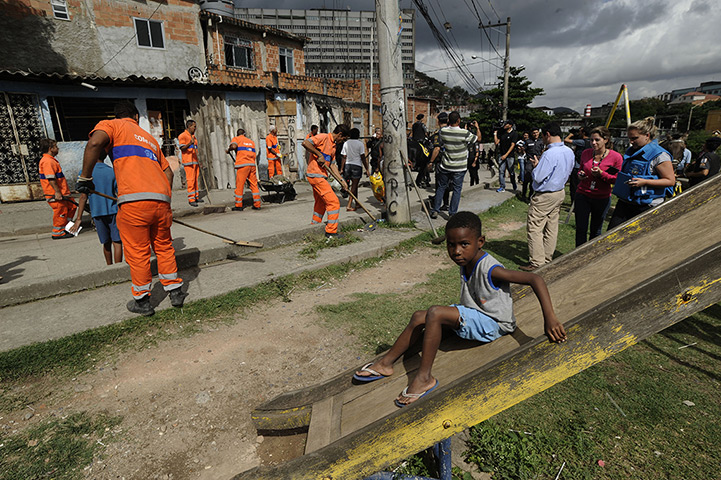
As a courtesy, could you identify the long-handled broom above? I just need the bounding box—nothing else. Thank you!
[326,168,377,231]
[400,151,446,244]
[86,190,262,248]
[198,165,227,215]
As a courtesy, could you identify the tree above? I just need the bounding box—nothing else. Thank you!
[468,66,548,136]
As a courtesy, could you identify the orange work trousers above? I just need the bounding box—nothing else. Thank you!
[234,165,261,208]
[184,164,199,203]
[116,200,182,299]
[268,158,282,178]
[308,176,340,234]
[49,199,77,238]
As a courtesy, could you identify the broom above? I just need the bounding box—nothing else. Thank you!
[85,190,261,248]
[198,165,226,214]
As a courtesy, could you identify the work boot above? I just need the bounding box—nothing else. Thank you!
[52,231,75,240]
[189,201,198,207]
[126,297,155,316]
[325,232,345,240]
[231,206,244,211]
[251,205,261,210]
[169,288,188,308]
[197,198,205,203]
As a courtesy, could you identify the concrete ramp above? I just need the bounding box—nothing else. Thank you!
[235,176,721,480]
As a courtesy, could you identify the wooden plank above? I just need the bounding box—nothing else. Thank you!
[232,242,721,480]
[251,175,721,432]
[304,398,333,454]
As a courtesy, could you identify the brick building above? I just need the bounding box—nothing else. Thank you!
[0,1,431,202]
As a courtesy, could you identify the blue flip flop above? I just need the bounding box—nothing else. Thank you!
[394,379,439,408]
[353,362,388,383]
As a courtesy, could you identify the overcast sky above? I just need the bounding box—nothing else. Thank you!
[236,0,721,113]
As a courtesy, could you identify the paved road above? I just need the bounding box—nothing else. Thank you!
[0,170,511,351]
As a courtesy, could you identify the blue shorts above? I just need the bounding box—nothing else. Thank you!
[451,304,504,343]
[94,214,121,244]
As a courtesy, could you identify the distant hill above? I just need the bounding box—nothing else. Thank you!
[552,106,580,116]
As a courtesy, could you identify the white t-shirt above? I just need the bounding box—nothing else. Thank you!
[341,139,365,167]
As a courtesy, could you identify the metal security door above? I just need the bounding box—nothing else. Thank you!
[0,92,47,202]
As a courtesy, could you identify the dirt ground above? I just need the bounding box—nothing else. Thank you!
[3,246,450,480]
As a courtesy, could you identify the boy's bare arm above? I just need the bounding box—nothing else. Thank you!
[68,193,89,234]
[491,267,567,342]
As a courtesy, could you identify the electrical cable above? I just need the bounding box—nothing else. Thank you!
[92,1,163,76]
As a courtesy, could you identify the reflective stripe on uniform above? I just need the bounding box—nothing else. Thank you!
[158,272,178,280]
[112,145,159,163]
[118,192,171,204]
[183,162,199,166]
[163,283,183,292]
[307,173,328,178]
[237,146,256,152]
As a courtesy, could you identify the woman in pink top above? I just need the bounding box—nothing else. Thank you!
[574,126,623,246]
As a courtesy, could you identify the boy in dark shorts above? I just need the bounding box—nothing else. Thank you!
[354,211,566,406]
[69,156,123,265]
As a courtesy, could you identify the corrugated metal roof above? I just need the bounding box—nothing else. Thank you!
[0,69,307,94]
[199,11,310,44]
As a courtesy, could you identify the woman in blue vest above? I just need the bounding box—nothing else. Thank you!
[607,117,676,230]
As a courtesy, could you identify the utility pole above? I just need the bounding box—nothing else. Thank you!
[375,0,411,224]
[368,14,374,137]
[480,17,511,121]
[502,17,510,122]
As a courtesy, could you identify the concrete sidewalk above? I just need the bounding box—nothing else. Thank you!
[0,169,511,351]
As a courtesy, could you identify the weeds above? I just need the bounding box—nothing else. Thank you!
[0,412,121,480]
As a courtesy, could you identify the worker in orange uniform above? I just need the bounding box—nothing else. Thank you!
[38,138,77,239]
[226,128,261,212]
[304,125,318,165]
[266,126,282,178]
[302,124,350,238]
[77,101,186,316]
[178,120,203,207]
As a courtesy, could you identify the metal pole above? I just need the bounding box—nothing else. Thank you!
[375,0,411,224]
[369,15,374,136]
[502,17,511,122]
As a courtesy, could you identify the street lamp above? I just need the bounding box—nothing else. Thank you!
[687,104,698,131]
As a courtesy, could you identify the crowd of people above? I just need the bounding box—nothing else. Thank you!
[35,100,721,318]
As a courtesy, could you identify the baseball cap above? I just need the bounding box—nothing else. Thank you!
[437,112,449,122]
[503,119,513,126]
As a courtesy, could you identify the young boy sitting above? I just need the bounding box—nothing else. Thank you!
[354,211,567,407]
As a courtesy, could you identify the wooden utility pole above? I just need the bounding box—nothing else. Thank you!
[375,0,411,224]
[480,17,511,121]
[502,17,511,122]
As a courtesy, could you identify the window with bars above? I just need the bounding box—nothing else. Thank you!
[51,0,70,20]
[225,36,254,69]
[279,47,294,74]
[134,18,164,49]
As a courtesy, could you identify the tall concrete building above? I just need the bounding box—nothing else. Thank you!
[235,8,416,94]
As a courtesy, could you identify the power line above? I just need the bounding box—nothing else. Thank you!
[412,0,482,92]
[92,1,163,76]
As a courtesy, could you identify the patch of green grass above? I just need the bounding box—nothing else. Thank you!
[298,233,362,259]
[0,411,121,480]
[0,229,441,390]
[463,304,721,479]
[316,264,458,353]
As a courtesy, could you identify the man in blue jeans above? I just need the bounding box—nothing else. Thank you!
[494,119,518,192]
[428,111,478,218]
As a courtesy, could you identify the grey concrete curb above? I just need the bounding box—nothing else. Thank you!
[0,180,504,308]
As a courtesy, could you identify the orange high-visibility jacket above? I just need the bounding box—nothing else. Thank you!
[90,118,171,204]
[38,154,70,201]
[178,130,198,166]
[266,133,279,159]
[231,135,256,168]
[306,133,336,179]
